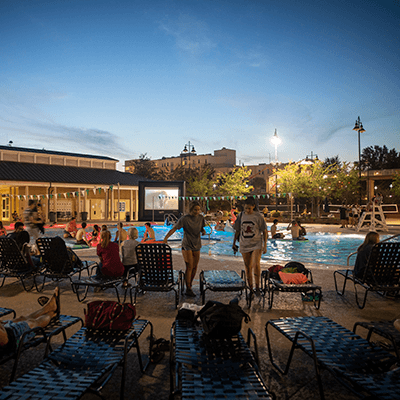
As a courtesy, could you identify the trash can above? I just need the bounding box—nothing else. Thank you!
[81,211,88,221]
[125,212,130,222]
[49,212,56,223]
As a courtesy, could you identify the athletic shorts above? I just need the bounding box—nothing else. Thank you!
[181,246,200,252]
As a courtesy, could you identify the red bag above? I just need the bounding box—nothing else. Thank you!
[84,301,136,331]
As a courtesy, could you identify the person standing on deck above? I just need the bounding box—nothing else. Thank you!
[163,201,206,297]
[232,197,268,297]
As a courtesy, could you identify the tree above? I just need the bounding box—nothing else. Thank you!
[250,177,266,193]
[127,153,157,179]
[392,172,400,197]
[186,164,216,197]
[361,145,400,170]
[326,163,359,204]
[278,161,360,215]
[217,166,253,199]
[322,155,342,172]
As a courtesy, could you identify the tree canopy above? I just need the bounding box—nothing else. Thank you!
[278,160,359,204]
[361,145,400,170]
[217,166,253,198]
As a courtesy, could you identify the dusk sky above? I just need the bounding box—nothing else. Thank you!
[1,0,399,170]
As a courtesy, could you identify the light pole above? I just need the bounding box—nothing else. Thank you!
[353,116,365,205]
[181,141,196,168]
[270,129,282,212]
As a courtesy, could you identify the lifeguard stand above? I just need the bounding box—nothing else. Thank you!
[356,203,388,232]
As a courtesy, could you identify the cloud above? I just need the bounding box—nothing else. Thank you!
[25,119,131,160]
[159,14,217,57]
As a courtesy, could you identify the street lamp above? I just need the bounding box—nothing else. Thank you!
[270,129,282,212]
[353,116,365,205]
[181,141,197,167]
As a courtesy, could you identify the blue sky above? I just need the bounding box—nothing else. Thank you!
[1,0,399,170]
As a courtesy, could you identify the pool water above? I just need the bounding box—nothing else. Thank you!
[201,231,399,266]
[126,225,397,267]
[50,224,398,268]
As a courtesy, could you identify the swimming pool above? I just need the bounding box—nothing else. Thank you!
[53,223,398,268]
[125,225,398,267]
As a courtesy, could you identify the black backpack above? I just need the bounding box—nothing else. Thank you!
[198,299,250,339]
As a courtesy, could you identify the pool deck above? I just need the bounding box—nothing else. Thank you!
[1,223,399,399]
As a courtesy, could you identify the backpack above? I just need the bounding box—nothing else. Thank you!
[198,299,250,339]
[283,261,307,274]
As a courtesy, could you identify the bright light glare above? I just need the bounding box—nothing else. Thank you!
[270,135,282,146]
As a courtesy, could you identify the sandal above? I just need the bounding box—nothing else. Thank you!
[37,296,50,307]
[150,350,164,364]
[152,338,170,352]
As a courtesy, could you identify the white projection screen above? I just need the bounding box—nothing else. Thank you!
[144,187,179,210]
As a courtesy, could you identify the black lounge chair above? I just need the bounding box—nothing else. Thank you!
[333,242,400,309]
[0,307,16,319]
[353,320,400,360]
[36,236,95,292]
[72,266,136,303]
[0,318,153,399]
[199,270,250,306]
[0,237,42,292]
[135,243,183,308]
[0,314,82,383]
[170,319,273,399]
[261,268,322,309]
[265,316,399,400]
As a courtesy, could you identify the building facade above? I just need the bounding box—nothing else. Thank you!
[125,147,237,175]
[0,145,149,224]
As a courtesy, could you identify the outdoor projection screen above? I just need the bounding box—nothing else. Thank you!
[144,187,179,210]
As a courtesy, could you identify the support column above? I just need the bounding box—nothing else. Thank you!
[368,178,374,203]
[77,188,81,220]
[54,187,58,223]
[130,189,133,221]
[111,188,114,221]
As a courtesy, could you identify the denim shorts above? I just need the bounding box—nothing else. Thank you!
[4,320,35,347]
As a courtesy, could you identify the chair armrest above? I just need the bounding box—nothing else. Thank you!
[347,252,357,266]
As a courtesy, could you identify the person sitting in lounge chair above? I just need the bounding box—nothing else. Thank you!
[0,287,60,353]
[354,231,379,279]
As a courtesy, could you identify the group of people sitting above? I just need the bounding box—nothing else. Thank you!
[270,219,307,240]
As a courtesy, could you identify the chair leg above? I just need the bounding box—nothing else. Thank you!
[265,322,296,374]
[268,286,274,309]
[173,288,178,309]
[74,283,89,302]
[20,275,35,292]
[314,288,322,310]
[333,270,349,296]
[354,282,369,309]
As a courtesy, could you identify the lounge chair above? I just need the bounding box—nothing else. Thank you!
[135,243,183,308]
[170,319,273,399]
[265,316,399,400]
[0,237,42,292]
[199,270,250,306]
[0,318,153,399]
[353,320,400,360]
[333,242,400,308]
[36,236,95,292]
[0,313,82,383]
[0,307,16,319]
[72,265,136,303]
[261,267,322,309]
